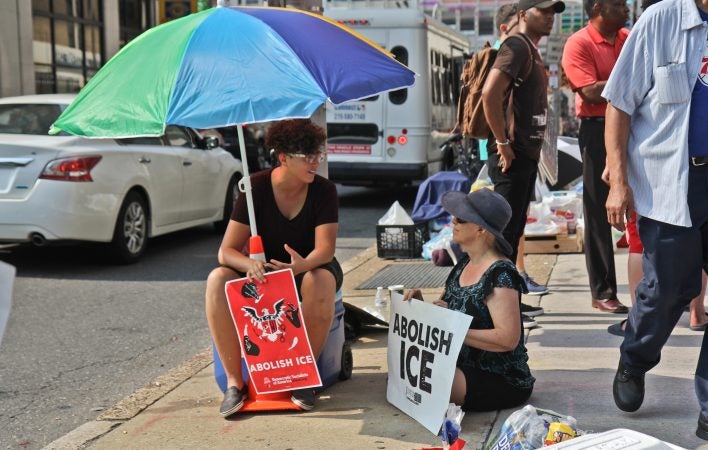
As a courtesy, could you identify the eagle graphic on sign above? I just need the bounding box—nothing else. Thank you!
[242,299,288,342]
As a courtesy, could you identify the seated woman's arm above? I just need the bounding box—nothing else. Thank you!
[217,220,265,278]
[461,287,521,352]
[266,222,338,276]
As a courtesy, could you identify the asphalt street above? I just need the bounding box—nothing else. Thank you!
[0,183,418,449]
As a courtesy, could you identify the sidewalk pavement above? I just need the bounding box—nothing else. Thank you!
[48,248,708,449]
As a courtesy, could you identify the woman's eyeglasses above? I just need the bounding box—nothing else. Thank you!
[290,152,326,164]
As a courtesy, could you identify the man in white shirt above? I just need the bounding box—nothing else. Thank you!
[602,0,708,438]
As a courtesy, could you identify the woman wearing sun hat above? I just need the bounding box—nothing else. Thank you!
[404,188,535,411]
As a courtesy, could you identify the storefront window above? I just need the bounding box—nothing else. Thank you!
[53,0,77,17]
[33,0,51,12]
[84,25,101,68]
[32,0,104,93]
[119,0,154,48]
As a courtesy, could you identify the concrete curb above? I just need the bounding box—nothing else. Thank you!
[43,348,213,449]
[42,246,382,450]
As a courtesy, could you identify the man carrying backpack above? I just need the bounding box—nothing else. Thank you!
[481,0,565,265]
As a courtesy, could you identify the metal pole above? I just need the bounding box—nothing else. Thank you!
[236,124,258,237]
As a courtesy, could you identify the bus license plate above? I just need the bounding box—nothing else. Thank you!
[327,144,371,155]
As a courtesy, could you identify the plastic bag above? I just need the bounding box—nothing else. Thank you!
[378,200,414,225]
[484,405,581,450]
[440,403,465,448]
[422,225,453,260]
[524,202,562,237]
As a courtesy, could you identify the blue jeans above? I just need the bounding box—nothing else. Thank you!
[621,164,708,415]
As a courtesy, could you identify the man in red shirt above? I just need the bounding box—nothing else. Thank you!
[561,0,629,314]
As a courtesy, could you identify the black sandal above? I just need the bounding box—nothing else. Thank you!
[607,319,627,337]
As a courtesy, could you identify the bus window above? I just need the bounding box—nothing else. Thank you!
[327,123,380,144]
[389,46,409,105]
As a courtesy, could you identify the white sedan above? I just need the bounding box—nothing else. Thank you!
[0,94,243,263]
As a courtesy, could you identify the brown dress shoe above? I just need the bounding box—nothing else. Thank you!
[592,298,629,314]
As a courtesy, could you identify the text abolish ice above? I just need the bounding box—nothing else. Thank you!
[392,313,454,393]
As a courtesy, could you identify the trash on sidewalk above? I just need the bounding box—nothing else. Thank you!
[422,223,453,261]
[484,404,582,450]
[543,428,686,450]
[523,190,585,254]
[439,403,465,449]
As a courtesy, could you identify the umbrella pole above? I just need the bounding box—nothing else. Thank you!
[236,124,266,262]
[236,124,257,237]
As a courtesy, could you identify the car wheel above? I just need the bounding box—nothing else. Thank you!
[110,191,148,264]
[214,174,238,232]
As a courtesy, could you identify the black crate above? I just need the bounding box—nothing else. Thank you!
[376,223,430,259]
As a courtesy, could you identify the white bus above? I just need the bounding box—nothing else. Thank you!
[323,2,470,186]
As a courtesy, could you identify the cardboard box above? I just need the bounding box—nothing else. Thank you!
[524,232,583,254]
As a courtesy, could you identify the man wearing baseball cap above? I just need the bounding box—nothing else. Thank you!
[481,0,564,282]
[518,0,566,12]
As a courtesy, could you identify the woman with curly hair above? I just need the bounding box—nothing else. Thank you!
[205,119,342,417]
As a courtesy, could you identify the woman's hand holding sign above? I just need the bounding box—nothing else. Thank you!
[403,289,424,302]
[404,289,449,309]
[246,259,267,283]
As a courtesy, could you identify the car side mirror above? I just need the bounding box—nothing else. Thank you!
[205,136,220,149]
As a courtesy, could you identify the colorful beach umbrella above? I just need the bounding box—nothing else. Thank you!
[49,6,416,138]
[49,5,416,241]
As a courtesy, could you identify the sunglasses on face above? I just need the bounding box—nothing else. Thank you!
[289,152,326,164]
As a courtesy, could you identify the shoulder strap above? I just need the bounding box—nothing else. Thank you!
[502,34,535,86]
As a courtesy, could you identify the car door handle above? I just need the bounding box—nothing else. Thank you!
[183,160,192,166]
[138,156,151,163]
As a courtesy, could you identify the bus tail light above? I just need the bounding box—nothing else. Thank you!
[387,135,396,145]
[397,135,408,145]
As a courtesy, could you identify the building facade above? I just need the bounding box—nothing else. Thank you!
[0,0,212,98]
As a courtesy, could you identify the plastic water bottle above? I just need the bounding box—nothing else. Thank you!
[375,286,387,309]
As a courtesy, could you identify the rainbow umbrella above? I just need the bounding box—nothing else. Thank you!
[50,6,416,239]
[50,6,415,138]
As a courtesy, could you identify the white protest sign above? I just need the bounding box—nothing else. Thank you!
[386,292,472,434]
[0,261,16,346]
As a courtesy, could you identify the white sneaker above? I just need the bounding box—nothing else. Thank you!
[522,314,538,329]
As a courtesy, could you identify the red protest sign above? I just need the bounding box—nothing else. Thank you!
[225,269,322,394]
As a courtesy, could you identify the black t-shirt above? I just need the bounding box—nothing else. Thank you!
[232,168,339,263]
[488,33,548,160]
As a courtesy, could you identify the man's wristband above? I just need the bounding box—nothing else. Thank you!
[495,139,510,146]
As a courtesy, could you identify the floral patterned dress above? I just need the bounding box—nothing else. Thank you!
[442,257,535,392]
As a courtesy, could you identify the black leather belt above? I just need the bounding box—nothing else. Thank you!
[580,117,605,122]
[690,156,708,166]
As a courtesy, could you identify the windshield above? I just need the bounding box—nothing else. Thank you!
[0,104,66,135]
